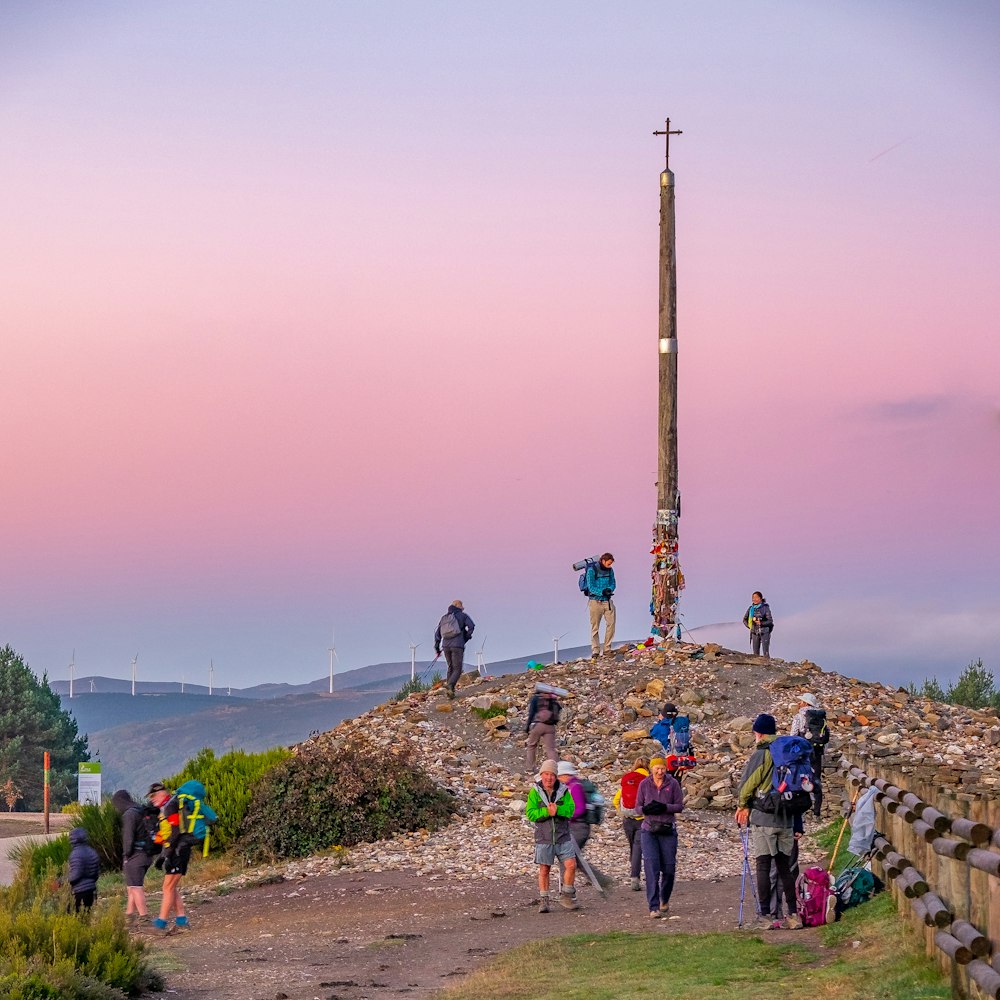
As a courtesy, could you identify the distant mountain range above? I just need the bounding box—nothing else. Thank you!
[55,646,597,797]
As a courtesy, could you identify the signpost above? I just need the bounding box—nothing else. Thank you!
[78,761,102,806]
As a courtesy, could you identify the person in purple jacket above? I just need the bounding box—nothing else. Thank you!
[635,755,684,919]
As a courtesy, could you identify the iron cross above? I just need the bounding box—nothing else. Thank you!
[653,118,683,168]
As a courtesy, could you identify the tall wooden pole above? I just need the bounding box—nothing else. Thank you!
[651,119,683,640]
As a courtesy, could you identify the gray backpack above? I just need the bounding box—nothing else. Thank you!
[439,612,463,640]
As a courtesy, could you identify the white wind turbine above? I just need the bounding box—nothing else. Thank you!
[89,678,95,693]
[69,649,75,699]
[476,635,488,676]
[131,652,138,697]
[551,630,569,665]
[408,635,421,682]
[181,673,185,694]
[328,629,339,694]
[208,659,214,696]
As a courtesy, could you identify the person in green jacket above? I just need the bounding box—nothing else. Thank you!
[525,759,578,912]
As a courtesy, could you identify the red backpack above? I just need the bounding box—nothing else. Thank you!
[619,770,646,811]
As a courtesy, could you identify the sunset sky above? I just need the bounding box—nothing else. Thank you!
[2,1,997,692]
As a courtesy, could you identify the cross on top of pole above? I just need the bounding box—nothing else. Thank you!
[653,118,683,168]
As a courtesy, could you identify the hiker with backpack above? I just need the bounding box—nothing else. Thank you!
[525,759,578,912]
[649,703,678,752]
[790,692,830,818]
[113,788,161,927]
[149,779,218,934]
[525,683,562,773]
[734,713,808,930]
[635,755,684,919]
[67,827,100,912]
[584,553,616,657]
[434,600,475,698]
[742,591,774,658]
[613,757,649,892]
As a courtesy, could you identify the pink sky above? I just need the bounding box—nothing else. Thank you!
[1,1,997,690]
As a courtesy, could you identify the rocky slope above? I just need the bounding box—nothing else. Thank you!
[220,642,1000,893]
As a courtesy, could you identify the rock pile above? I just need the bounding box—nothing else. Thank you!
[220,643,999,894]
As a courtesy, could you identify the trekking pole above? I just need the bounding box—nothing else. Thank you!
[738,830,749,927]
[418,651,442,685]
[827,785,861,876]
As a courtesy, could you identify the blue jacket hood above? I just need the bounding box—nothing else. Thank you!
[69,827,90,846]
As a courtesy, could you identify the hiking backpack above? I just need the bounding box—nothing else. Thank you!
[804,708,829,749]
[579,778,606,826]
[439,612,463,641]
[177,790,212,841]
[132,804,163,856]
[577,557,599,596]
[533,693,561,725]
[834,866,880,910]
[670,715,692,755]
[618,770,645,814]
[757,736,815,816]
[796,867,835,927]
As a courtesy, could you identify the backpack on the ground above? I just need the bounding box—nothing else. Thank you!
[439,612,463,640]
[618,770,645,814]
[670,715,692,755]
[804,708,829,749]
[579,778,606,826]
[757,736,815,816]
[132,804,163,856]
[834,866,881,911]
[533,693,561,725]
[796,866,835,927]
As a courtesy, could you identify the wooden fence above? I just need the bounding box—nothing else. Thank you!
[839,755,1000,999]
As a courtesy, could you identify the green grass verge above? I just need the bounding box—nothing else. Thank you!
[437,894,949,1000]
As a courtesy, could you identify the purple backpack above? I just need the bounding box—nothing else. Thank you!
[796,867,835,927]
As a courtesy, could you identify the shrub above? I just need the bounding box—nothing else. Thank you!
[163,746,292,849]
[471,705,507,720]
[394,672,443,701]
[236,742,455,865]
[8,836,70,884]
[66,800,124,871]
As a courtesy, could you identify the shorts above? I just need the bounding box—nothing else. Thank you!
[752,824,796,858]
[123,853,153,887]
[163,844,193,876]
[534,840,575,866]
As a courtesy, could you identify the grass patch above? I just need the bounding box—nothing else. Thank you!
[437,894,949,1000]
[470,705,507,720]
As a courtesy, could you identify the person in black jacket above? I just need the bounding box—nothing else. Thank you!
[68,827,100,912]
[433,600,475,698]
[113,788,156,926]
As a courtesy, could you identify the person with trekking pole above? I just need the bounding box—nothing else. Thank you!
[525,759,578,912]
[434,600,475,699]
[734,714,802,929]
[635,755,684,919]
[742,591,773,659]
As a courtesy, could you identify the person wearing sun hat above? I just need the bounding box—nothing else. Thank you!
[525,759,578,912]
[635,755,684,919]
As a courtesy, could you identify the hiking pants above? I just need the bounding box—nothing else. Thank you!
[525,723,557,771]
[811,750,824,817]
[623,816,643,879]
[588,599,616,654]
[768,839,800,918]
[570,820,590,852]
[757,851,796,917]
[640,829,677,911]
[751,628,770,657]
[443,648,464,691]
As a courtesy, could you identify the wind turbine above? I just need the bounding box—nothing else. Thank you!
[131,652,138,697]
[328,629,338,694]
[208,659,214,696]
[408,636,422,682]
[476,635,488,676]
[89,678,95,693]
[551,631,569,665]
[69,649,75,699]
[181,673,185,694]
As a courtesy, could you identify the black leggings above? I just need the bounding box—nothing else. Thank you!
[757,852,796,917]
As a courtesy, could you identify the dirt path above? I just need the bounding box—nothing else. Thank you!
[152,869,768,1000]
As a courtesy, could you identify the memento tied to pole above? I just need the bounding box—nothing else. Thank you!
[650,119,683,640]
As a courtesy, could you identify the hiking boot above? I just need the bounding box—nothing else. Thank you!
[151,918,172,935]
[782,914,803,930]
[538,897,549,913]
[658,902,670,915]
[631,877,642,892]
[446,687,455,700]
[649,910,661,919]
[173,916,190,932]
[558,890,579,911]
[825,894,838,925]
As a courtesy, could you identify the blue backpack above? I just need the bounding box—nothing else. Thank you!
[577,558,599,596]
[670,715,691,755]
[757,736,815,816]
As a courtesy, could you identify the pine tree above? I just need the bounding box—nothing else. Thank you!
[0,645,89,810]
[946,658,996,711]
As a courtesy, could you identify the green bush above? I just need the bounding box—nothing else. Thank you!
[8,836,71,885]
[471,705,507,720]
[236,742,455,864]
[394,672,443,700]
[163,745,292,849]
[67,801,124,871]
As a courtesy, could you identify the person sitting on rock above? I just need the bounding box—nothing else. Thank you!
[525,759,578,912]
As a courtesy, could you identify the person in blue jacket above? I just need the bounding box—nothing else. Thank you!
[650,703,679,752]
[68,827,100,912]
[586,553,616,657]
